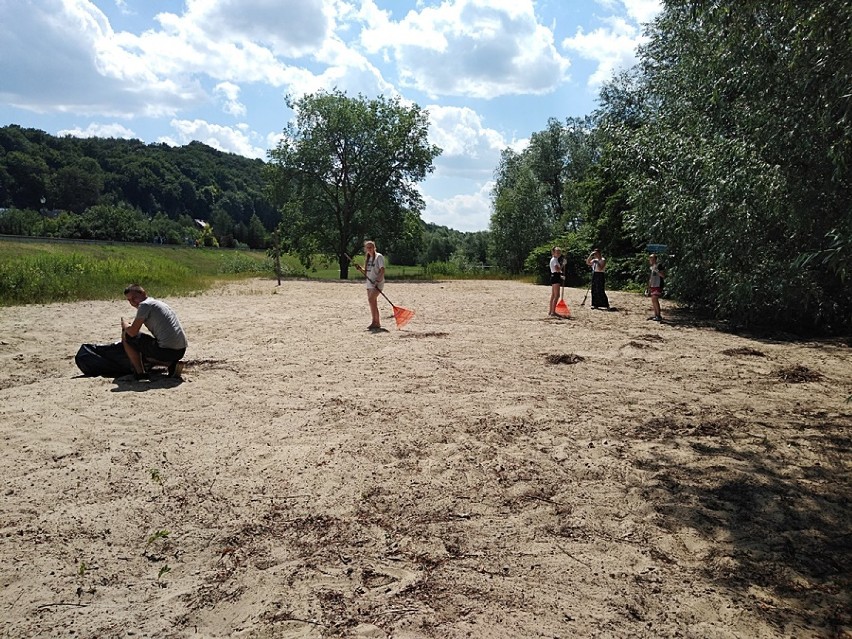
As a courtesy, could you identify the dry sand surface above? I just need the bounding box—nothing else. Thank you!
[1,278,850,639]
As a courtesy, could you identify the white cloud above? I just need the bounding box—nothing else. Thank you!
[58,122,136,139]
[422,181,494,232]
[620,0,663,24]
[161,119,266,158]
[563,0,662,87]
[214,82,247,117]
[427,105,504,158]
[176,0,335,58]
[0,0,203,116]
[358,0,571,99]
[0,0,374,119]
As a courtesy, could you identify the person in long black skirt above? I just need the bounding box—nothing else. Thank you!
[586,248,609,309]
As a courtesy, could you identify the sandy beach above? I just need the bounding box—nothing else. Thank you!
[1,278,850,638]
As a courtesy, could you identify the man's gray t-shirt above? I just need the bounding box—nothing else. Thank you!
[134,297,188,350]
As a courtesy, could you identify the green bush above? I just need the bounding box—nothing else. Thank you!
[424,261,462,277]
[422,259,509,280]
[525,233,592,286]
[217,252,273,275]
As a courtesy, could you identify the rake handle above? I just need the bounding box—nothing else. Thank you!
[344,253,396,307]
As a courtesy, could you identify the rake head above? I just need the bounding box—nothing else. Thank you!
[392,305,416,329]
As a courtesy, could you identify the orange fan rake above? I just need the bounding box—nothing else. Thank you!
[388,301,416,329]
[555,279,571,318]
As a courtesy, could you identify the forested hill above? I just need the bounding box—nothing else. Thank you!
[0,124,276,230]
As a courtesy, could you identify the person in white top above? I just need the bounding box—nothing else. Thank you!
[586,248,609,309]
[548,246,564,316]
[354,240,385,330]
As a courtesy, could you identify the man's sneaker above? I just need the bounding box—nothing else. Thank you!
[168,361,185,378]
[134,371,150,381]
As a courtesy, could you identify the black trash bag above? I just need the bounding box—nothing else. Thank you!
[75,341,134,377]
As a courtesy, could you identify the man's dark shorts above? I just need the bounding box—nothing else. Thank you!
[126,333,185,363]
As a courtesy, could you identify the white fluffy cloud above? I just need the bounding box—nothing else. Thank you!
[0,0,663,231]
[620,0,663,24]
[563,17,644,87]
[422,181,494,232]
[214,82,247,117]
[358,0,570,98]
[563,0,662,87]
[427,105,504,158]
[58,122,136,139]
[160,119,266,158]
[0,0,203,116]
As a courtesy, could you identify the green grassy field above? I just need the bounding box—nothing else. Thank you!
[0,240,281,305]
[0,238,523,306]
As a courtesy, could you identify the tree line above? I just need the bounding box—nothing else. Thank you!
[490,0,850,333]
[0,121,487,262]
[0,126,280,247]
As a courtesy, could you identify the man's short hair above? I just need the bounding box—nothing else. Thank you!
[124,284,146,295]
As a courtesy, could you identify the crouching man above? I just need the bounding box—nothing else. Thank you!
[121,284,188,380]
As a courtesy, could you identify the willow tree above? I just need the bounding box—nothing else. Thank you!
[266,90,441,278]
[608,0,852,331]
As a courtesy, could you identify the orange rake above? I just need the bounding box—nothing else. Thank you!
[555,279,571,318]
[386,301,415,330]
[345,253,416,330]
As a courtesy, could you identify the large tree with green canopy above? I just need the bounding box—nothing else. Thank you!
[266,90,442,278]
[608,0,851,331]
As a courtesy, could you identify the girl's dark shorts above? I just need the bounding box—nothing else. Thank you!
[126,333,186,363]
[550,272,563,285]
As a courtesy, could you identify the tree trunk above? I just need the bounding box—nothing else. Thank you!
[339,254,349,280]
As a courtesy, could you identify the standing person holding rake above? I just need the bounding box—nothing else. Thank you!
[354,240,385,330]
[548,246,564,316]
[586,248,609,309]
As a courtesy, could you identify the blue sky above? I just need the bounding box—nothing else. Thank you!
[0,0,661,232]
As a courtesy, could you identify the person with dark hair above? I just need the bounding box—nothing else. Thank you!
[586,248,609,309]
[121,284,188,380]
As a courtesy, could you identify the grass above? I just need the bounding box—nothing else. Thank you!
[0,239,278,305]
[0,238,529,306]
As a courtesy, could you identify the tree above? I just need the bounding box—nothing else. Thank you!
[608,0,852,331]
[489,149,551,273]
[4,151,49,209]
[210,209,235,247]
[246,213,268,249]
[526,118,570,226]
[383,211,424,266]
[266,90,441,278]
[49,158,103,213]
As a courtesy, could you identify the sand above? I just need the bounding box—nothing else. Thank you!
[1,278,850,639]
